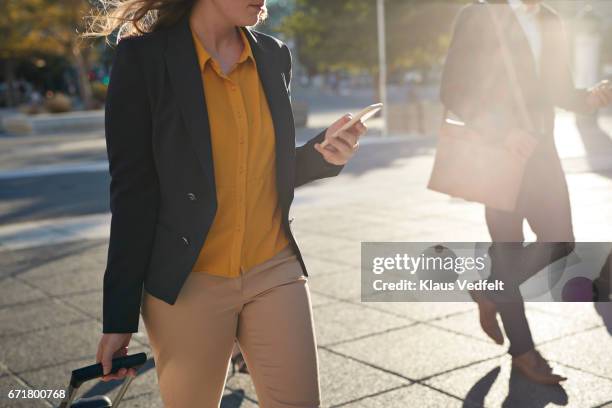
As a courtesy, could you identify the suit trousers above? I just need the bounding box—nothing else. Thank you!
[141,245,320,408]
[484,143,575,356]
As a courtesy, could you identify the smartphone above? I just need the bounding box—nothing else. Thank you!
[320,103,383,148]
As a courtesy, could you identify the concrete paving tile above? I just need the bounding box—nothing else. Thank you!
[431,307,601,347]
[313,301,412,346]
[0,277,47,307]
[318,348,409,407]
[224,348,409,407]
[301,255,351,276]
[538,327,612,380]
[364,302,476,322]
[291,231,354,256]
[425,356,612,408]
[120,392,164,408]
[0,298,87,337]
[310,291,339,309]
[527,302,607,327]
[18,346,152,407]
[224,371,258,404]
[0,319,102,373]
[60,290,102,320]
[20,263,103,297]
[308,271,361,301]
[0,240,107,279]
[330,323,503,380]
[344,383,467,408]
[0,374,50,407]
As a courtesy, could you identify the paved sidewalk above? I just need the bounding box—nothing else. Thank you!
[1,113,612,407]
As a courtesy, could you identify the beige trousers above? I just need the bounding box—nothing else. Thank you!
[141,245,320,408]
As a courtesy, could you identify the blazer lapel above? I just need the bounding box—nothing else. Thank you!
[500,6,539,84]
[164,15,216,191]
[241,27,295,200]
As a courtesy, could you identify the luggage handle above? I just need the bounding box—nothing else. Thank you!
[59,353,147,408]
[70,352,147,388]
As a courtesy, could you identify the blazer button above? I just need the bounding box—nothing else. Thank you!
[187,193,197,201]
[181,236,190,246]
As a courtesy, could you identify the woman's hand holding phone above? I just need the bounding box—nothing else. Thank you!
[314,103,382,165]
[314,114,366,165]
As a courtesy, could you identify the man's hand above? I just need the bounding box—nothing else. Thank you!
[505,128,538,159]
[314,114,367,165]
[96,333,138,382]
[586,80,612,111]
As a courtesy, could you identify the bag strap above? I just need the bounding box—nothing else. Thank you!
[484,1,536,133]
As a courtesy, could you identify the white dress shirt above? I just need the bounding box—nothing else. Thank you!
[508,0,542,75]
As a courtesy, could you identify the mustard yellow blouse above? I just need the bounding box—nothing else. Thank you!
[189,26,290,277]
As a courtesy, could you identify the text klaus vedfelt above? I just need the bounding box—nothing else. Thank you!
[370,253,504,292]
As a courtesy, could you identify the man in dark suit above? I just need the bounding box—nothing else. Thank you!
[440,0,612,384]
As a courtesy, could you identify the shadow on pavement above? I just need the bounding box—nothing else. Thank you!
[463,366,500,407]
[595,302,612,335]
[0,239,104,279]
[463,365,569,408]
[339,137,435,178]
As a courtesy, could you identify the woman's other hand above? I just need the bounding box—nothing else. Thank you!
[314,114,367,165]
[96,333,138,381]
[505,128,538,159]
[587,80,612,111]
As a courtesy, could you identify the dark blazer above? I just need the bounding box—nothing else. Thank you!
[103,14,343,333]
[440,0,590,140]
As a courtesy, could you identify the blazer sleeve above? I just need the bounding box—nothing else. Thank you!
[282,44,345,188]
[103,38,160,333]
[547,16,591,114]
[440,5,487,123]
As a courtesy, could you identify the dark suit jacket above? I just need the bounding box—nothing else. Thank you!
[103,14,343,333]
[440,0,590,140]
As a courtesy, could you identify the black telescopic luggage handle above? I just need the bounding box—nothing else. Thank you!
[59,352,147,408]
[70,352,147,388]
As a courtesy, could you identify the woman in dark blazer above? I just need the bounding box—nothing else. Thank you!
[88,0,367,405]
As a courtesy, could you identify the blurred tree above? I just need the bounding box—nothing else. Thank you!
[0,0,96,108]
[278,0,465,80]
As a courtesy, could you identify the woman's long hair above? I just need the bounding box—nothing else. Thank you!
[85,0,196,41]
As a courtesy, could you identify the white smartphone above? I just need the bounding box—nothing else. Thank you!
[320,103,383,148]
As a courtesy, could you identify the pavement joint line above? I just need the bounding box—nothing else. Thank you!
[593,400,612,408]
[357,301,476,324]
[421,320,509,348]
[549,359,612,384]
[2,273,147,349]
[0,289,96,311]
[0,317,94,341]
[533,323,605,347]
[414,352,508,384]
[320,344,508,404]
[320,345,419,384]
[321,322,419,349]
[328,383,416,408]
[10,273,103,324]
[0,362,54,408]
[526,302,602,318]
[306,289,418,324]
